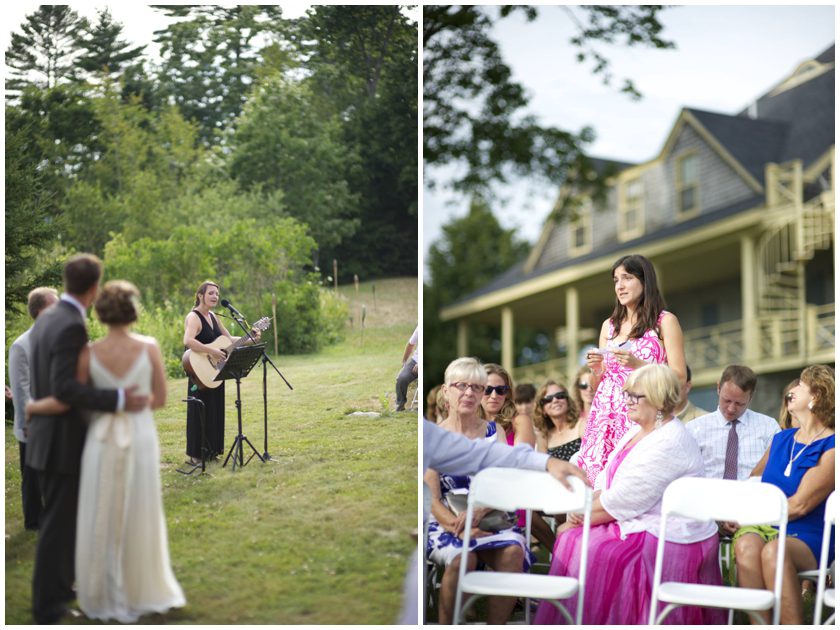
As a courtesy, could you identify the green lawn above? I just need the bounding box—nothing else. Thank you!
[5,277,419,625]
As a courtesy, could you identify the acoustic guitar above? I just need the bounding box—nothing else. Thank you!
[182,316,271,389]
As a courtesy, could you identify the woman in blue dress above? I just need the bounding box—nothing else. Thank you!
[425,357,531,624]
[734,364,835,624]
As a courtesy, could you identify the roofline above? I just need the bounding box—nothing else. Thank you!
[440,201,767,321]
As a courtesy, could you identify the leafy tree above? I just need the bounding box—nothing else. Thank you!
[75,8,146,82]
[298,5,418,279]
[228,77,359,264]
[5,6,86,97]
[151,5,286,143]
[61,83,203,252]
[5,124,62,315]
[424,198,530,392]
[423,5,674,198]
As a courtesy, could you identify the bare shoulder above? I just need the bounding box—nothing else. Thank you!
[660,311,681,328]
[184,310,200,326]
[132,332,160,348]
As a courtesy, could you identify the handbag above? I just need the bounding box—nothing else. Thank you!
[444,490,517,532]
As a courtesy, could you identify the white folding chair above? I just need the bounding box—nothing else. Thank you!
[650,477,788,625]
[814,490,836,625]
[452,468,592,625]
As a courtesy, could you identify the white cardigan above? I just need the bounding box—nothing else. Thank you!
[597,419,718,544]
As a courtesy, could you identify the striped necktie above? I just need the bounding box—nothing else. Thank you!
[723,419,739,480]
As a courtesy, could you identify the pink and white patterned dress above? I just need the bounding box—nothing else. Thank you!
[577,311,669,485]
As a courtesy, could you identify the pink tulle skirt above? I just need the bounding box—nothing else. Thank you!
[533,522,725,625]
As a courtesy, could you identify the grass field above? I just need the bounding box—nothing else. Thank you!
[5,277,419,625]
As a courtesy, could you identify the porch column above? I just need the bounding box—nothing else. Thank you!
[565,286,580,384]
[501,307,514,373]
[456,320,469,357]
[740,234,758,361]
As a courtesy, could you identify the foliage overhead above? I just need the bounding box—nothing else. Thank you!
[423,4,674,201]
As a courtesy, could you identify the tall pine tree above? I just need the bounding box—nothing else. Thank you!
[5,6,86,98]
[75,8,146,82]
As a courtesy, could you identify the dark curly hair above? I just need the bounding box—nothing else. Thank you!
[94,280,140,325]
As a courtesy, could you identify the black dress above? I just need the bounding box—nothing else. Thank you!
[547,437,582,462]
[185,310,226,459]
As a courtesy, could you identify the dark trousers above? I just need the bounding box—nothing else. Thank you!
[32,470,79,624]
[395,359,417,410]
[18,441,43,530]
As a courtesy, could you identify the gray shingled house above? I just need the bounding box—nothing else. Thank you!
[440,45,835,415]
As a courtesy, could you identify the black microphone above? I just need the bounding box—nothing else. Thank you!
[220,299,244,318]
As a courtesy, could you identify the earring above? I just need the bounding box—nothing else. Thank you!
[655,410,664,429]
[808,400,814,411]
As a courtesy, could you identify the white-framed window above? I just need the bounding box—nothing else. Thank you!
[619,177,644,239]
[676,152,699,217]
[568,200,592,256]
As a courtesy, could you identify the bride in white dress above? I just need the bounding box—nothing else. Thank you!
[27,280,185,623]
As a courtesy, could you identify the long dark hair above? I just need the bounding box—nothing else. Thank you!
[609,254,666,340]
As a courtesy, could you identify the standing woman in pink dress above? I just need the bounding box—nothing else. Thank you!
[577,254,687,485]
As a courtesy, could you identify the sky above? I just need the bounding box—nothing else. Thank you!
[423,4,836,277]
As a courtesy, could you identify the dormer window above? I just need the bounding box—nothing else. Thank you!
[676,152,699,217]
[569,199,592,256]
[619,178,644,239]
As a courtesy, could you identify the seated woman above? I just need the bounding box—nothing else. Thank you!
[482,363,536,447]
[572,365,596,428]
[534,380,582,461]
[734,364,835,625]
[534,363,724,625]
[425,357,530,625]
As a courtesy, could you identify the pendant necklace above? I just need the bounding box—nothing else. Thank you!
[784,427,827,477]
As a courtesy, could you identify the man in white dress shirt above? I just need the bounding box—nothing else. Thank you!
[686,364,780,480]
[7,287,59,530]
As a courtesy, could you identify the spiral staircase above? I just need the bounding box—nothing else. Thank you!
[755,156,835,363]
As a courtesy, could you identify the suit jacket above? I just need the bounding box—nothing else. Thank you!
[8,327,33,443]
[678,401,709,424]
[26,300,119,475]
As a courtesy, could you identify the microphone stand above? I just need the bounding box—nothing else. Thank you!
[222,306,293,462]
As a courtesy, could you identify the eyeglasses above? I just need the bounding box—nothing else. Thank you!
[541,391,569,404]
[484,385,511,397]
[449,382,484,394]
[577,382,591,390]
[624,391,646,405]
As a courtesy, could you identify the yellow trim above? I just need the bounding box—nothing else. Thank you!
[804,146,835,183]
[524,193,565,274]
[439,203,766,321]
[661,110,764,195]
[770,60,834,96]
[568,200,593,257]
[618,177,645,240]
[675,150,701,220]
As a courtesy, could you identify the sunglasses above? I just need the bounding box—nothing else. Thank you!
[484,385,511,396]
[577,382,591,390]
[449,382,484,394]
[541,391,569,404]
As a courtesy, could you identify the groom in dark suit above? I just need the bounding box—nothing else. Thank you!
[26,254,148,624]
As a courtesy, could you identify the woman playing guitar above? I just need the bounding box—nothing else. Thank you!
[183,281,260,466]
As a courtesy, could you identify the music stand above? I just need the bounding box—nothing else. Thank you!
[217,344,265,470]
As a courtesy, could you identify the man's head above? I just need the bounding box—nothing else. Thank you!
[717,364,757,422]
[514,383,537,417]
[27,287,59,320]
[63,253,103,306]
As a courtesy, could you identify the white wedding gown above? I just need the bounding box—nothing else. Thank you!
[76,345,186,623]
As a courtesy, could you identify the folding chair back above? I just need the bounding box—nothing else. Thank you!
[650,477,788,625]
[453,468,591,625]
[814,490,836,625]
